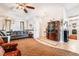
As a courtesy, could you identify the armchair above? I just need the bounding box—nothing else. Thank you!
[0,36,21,56]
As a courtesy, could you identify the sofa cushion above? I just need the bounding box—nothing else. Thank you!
[1,43,18,52]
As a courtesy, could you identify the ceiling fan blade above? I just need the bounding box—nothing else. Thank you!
[23,9,28,13]
[26,6,35,9]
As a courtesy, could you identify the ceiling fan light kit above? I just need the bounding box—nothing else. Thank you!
[16,3,35,13]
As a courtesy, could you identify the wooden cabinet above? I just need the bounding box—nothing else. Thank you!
[46,21,60,41]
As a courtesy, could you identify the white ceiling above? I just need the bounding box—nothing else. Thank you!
[0,3,79,20]
[63,3,79,11]
[0,3,79,11]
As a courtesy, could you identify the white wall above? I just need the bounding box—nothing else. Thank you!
[11,20,20,31]
[67,5,79,17]
[11,19,29,31]
[0,19,4,30]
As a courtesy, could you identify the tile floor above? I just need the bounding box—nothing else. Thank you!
[36,37,79,54]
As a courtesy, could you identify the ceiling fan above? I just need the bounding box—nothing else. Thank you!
[16,3,35,13]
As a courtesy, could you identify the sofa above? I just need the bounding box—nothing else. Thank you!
[0,37,21,56]
[8,31,29,40]
[0,30,29,42]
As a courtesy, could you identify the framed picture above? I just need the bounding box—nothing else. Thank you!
[72,29,77,34]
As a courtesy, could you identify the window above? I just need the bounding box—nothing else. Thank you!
[5,20,11,31]
[20,21,24,31]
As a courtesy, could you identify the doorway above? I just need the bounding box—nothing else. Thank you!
[69,19,77,40]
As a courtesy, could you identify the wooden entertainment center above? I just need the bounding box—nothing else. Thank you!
[46,21,60,41]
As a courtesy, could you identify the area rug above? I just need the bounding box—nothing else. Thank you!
[11,38,79,56]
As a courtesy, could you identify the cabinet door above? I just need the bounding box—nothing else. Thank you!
[48,22,55,29]
[46,21,60,41]
[55,21,60,30]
